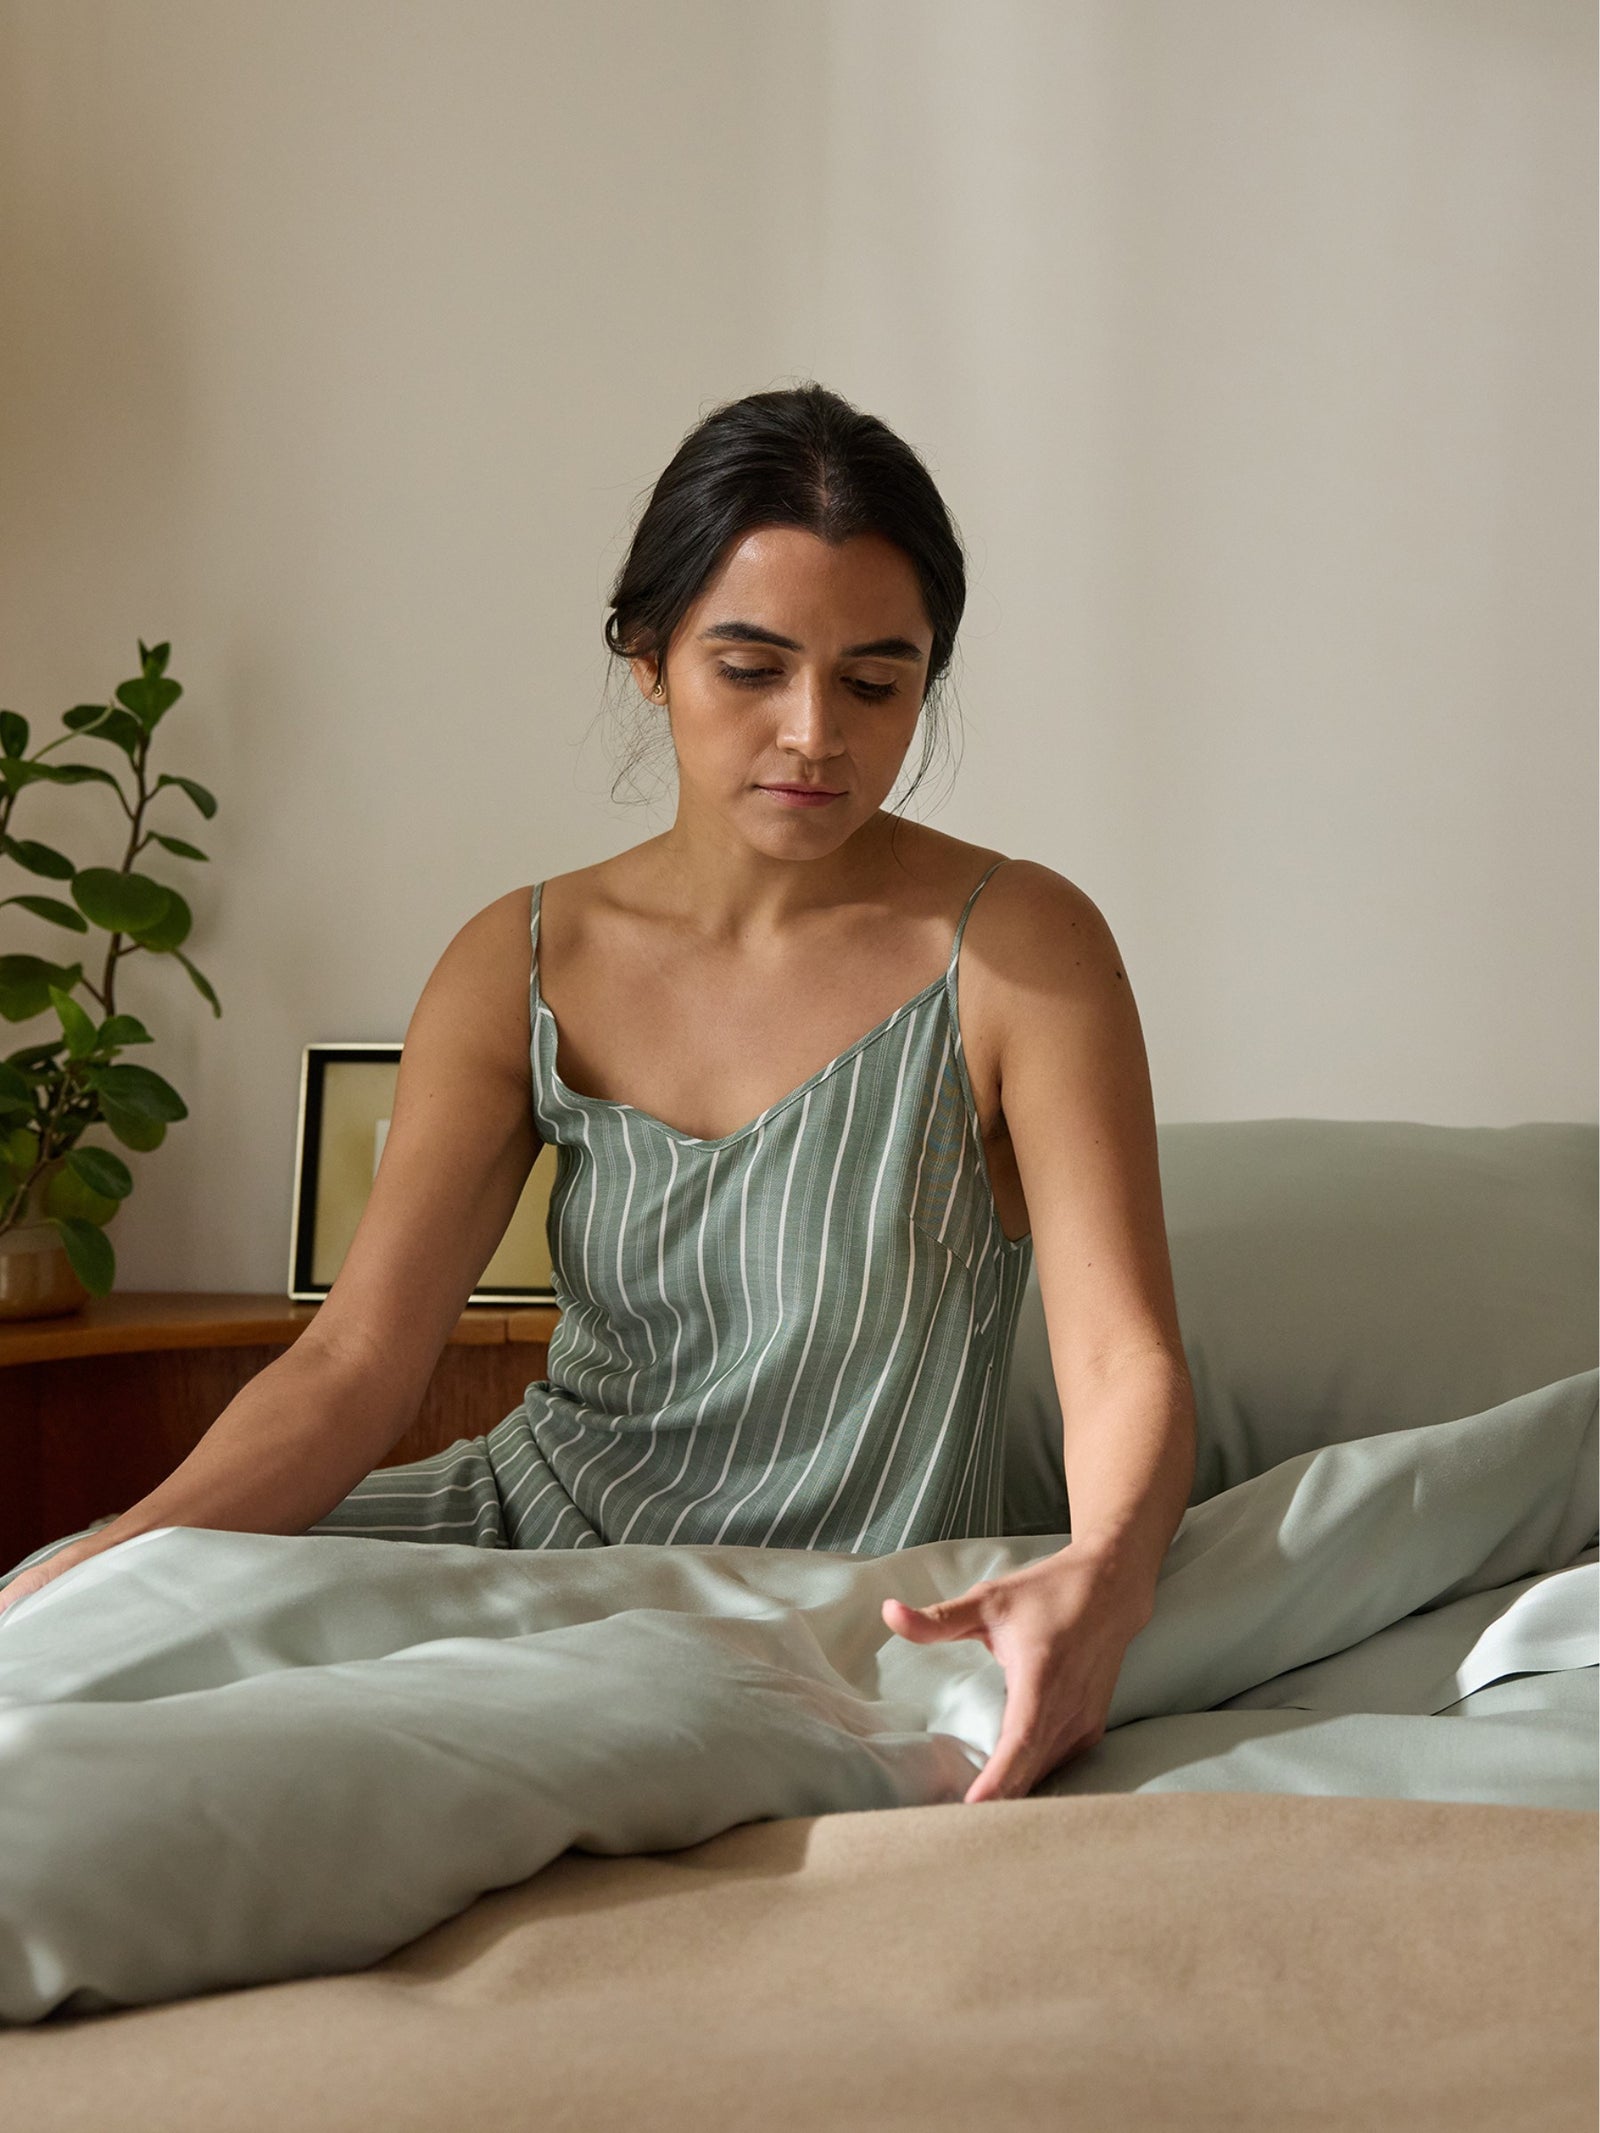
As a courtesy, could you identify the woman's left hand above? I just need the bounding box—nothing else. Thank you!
[881,1546,1154,1803]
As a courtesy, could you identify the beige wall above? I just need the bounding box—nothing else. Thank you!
[0,0,1593,1292]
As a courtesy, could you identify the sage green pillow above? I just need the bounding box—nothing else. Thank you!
[1000,1119,1599,1535]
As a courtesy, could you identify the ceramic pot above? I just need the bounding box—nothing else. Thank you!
[0,1160,92,1322]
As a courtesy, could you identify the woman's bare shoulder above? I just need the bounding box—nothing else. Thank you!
[523,843,668,925]
[960,855,1122,1009]
[473,844,652,937]
[978,854,1103,924]
[878,821,1013,899]
[418,887,542,1076]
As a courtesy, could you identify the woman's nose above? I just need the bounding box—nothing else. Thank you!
[777,674,846,758]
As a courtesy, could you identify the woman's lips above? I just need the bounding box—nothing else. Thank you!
[758,785,844,807]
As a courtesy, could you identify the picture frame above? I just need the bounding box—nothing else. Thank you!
[287,1041,558,1305]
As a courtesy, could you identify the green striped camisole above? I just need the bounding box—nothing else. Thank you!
[496,857,1034,1555]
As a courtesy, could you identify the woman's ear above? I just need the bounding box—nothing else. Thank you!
[627,652,666,705]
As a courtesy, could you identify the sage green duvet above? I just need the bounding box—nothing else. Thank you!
[0,1369,1594,2024]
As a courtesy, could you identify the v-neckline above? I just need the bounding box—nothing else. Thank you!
[531,964,948,1152]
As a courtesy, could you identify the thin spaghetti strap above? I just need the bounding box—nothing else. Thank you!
[944,858,1010,981]
[527,882,546,1020]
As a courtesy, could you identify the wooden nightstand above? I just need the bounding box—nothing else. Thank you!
[0,1292,561,1569]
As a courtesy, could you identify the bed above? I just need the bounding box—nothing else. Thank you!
[1,1117,1595,2129]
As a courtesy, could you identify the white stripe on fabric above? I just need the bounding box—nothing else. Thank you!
[657,1131,770,1545]
[326,1478,484,1507]
[615,1110,660,1388]
[504,1471,571,1532]
[528,894,610,1396]
[562,1108,660,1501]
[797,1025,954,1547]
[594,1135,687,1527]
[891,1280,980,1550]
[563,1107,613,1401]
[325,1518,497,1539]
[614,1146,726,1543]
[711,1058,863,1544]
[849,1245,963,1551]
[757,1015,917,1544]
[661,1103,809,1544]
[947,1364,991,1535]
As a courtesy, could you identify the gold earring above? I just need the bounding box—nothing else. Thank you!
[653,680,666,701]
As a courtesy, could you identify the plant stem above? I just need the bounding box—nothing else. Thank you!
[87,721,150,1019]
[0,1060,79,1233]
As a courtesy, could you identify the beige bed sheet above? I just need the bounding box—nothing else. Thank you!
[3,1793,1594,2133]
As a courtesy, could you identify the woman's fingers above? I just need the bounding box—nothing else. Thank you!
[0,1539,97,1618]
[880,1592,990,1643]
[0,1565,57,1617]
[964,1665,1053,1802]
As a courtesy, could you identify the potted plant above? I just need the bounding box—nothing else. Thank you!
[0,641,221,1319]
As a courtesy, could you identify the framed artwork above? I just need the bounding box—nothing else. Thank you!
[287,1041,558,1305]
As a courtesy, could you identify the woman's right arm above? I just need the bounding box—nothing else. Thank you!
[0,886,544,1614]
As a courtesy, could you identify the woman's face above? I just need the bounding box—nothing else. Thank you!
[631,526,934,858]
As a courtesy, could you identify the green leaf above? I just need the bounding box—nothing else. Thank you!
[5,895,88,932]
[116,674,182,728]
[140,641,172,677]
[47,1214,116,1296]
[148,831,208,862]
[0,757,52,796]
[46,1163,121,1226]
[0,954,84,1023]
[85,1059,188,1122]
[0,1059,34,1111]
[76,706,146,760]
[0,711,27,758]
[63,1142,133,1199]
[30,761,130,801]
[152,772,216,820]
[175,951,221,1016]
[5,1039,65,1073]
[95,1012,154,1049]
[1,837,76,879]
[62,703,113,731]
[99,1101,166,1152]
[128,884,191,952]
[48,984,98,1060]
[71,867,172,934]
[3,1125,37,1169]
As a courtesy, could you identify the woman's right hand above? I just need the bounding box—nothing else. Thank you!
[0,1533,117,1620]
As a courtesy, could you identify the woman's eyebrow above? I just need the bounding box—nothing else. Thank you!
[699,621,924,661]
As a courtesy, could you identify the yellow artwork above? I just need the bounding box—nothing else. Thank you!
[290,1045,555,1302]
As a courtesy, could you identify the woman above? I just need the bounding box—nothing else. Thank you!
[0,383,1197,1802]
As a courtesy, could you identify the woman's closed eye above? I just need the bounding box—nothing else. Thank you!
[715,661,898,701]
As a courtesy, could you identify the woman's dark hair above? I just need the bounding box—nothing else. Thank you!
[601,382,966,815]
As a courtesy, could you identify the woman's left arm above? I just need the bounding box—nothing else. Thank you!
[883,863,1198,1802]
